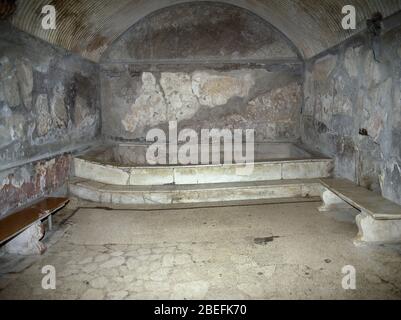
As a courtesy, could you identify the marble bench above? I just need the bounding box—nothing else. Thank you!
[319,178,401,243]
[0,197,69,255]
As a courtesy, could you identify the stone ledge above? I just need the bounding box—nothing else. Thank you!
[73,156,333,186]
[69,177,323,205]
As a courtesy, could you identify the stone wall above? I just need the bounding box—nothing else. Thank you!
[301,26,401,205]
[100,2,303,143]
[0,155,71,217]
[0,22,101,216]
[101,66,302,142]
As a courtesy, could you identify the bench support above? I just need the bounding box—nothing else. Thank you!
[48,215,53,231]
[4,221,46,255]
[318,189,353,212]
[355,211,401,243]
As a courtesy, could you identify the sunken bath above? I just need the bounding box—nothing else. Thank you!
[72,142,333,186]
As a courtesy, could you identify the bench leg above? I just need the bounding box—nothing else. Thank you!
[318,189,352,212]
[355,211,401,244]
[48,215,53,231]
[4,221,47,255]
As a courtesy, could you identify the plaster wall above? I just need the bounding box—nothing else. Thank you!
[0,22,101,216]
[100,2,303,143]
[301,26,401,205]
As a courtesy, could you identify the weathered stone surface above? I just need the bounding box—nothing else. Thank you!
[316,91,333,125]
[356,211,401,243]
[69,174,324,205]
[81,288,104,300]
[192,70,254,107]
[0,23,100,218]
[312,54,336,81]
[360,78,392,142]
[282,161,332,179]
[344,45,361,78]
[90,276,109,289]
[302,71,314,116]
[363,51,388,88]
[129,167,174,185]
[4,222,46,255]
[111,68,301,141]
[0,80,5,103]
[160,72,199,121]
[7,112,26,141]
[171,281,209,299]
[248,42,296,59]
[51,85,68,128]
[34,94,53,136]
[318,189,352,212]
[1,58,20,108]
[100,257,125,269]
[237,282,265,298]
[74,95,90,126]
[247,82,301,126]
[74,157,130,185]
[102,63,301,141]
[332,75,353,115]
[0,125,12,148]
[16,59,33,109]
[122,72,166,133]
[301,27,401,206]
[108,290,129,300]
[382,162,401,205]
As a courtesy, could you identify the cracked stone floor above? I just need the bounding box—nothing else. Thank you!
[0,199,401,300]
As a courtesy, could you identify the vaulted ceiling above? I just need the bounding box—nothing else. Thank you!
[8,0,401,61]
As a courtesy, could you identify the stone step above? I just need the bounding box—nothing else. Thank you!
[69,177,323,205]
[73,157,333,186]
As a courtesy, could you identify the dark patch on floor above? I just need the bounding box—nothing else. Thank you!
[254,236,280,245]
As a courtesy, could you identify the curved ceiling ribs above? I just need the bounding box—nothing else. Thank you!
[9,0,401,62]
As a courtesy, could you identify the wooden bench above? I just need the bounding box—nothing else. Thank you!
[319,178,401,243]
[0,197,69,254]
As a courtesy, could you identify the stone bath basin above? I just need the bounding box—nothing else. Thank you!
[73,142,333,185]
[74,143,333,185]
[78,142,321,165]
